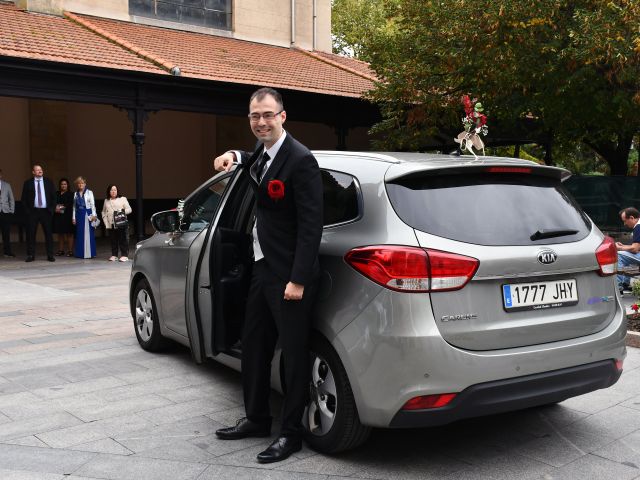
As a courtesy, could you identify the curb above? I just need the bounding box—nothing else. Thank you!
[627,330,640,348]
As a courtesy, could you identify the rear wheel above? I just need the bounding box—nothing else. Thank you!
[303,336,371,453]
[132,279,165,352]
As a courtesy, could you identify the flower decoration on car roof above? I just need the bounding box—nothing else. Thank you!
[454,95,488,159]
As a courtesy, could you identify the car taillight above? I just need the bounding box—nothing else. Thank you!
[402,393,457,410]
[485,167,532,174]
[595,236,617,276]
[344,246,479,292]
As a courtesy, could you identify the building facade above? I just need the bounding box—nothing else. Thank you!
[14,0,332,52]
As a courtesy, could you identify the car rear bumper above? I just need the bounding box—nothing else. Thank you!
[389,359,621,428]
[333,283,626,427]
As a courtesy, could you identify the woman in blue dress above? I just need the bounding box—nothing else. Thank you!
[72,176,97,259]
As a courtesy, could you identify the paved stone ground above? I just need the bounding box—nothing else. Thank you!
[2,241,640,480]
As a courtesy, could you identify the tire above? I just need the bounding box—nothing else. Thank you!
[132,279,166,352]
[302,336,371,453]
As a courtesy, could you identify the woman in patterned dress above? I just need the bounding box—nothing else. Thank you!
[72,176,97,259]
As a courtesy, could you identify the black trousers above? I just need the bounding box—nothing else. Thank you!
[0,212,12,254]
[26,208,53,257]
[242,260,318,438]
[108,227,129,257]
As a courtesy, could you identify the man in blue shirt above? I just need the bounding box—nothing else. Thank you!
[616,207,640,294]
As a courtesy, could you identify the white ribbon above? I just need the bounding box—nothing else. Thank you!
[454,130,486,160]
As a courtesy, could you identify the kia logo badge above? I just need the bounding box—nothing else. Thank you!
[537,249,557,265]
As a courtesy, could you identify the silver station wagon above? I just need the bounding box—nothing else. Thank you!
[130,152,626,453]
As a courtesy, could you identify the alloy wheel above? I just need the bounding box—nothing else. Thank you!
[135,289,154,342]
[305,354,338,436]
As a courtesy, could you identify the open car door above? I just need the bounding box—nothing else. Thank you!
[190,171,254,362]
[179,172,233,363]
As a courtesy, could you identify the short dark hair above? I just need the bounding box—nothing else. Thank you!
[106,184,121,199]
[620,207,640,219]
[249,87,284,111]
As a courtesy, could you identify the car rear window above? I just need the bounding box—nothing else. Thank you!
[386,173,591,246]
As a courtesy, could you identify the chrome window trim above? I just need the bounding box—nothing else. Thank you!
[474,266,598,280]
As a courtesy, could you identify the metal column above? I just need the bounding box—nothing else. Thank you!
[125,87,149,241]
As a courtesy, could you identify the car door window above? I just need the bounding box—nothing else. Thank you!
[183,175,231,232]
[322,169,361,227]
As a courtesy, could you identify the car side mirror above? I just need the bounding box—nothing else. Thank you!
[151,210,180,233]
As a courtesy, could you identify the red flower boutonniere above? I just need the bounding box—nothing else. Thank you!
[267,179,285,201]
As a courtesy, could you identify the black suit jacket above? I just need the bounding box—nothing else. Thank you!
[21,177,56,215]
[239,134,323,286]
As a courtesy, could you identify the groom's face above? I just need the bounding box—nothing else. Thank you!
[249,94,286,149]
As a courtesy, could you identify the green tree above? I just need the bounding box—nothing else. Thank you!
[331,0,398,57]
[357,0,640,174]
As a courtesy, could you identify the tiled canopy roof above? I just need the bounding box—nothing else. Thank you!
[0,2,166,74]
[0,1,376,98]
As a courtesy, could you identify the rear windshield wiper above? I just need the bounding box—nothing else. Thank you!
[530,229,579,241]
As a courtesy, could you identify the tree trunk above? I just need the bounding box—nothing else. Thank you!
[586,133,634,176]
[539,130,554,166]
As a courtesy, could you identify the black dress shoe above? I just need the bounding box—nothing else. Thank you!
[25,256,34,262]
[257,436,302,464]
[215,418,271,440]
[47,256,56,262]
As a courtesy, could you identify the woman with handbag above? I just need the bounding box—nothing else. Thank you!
[53,178,74,257]
[72,176,97,259]
[101,184,132,262]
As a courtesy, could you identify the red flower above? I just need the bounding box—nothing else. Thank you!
[462,95,473,115]
[632,304,639,312]
[267,179,285,201]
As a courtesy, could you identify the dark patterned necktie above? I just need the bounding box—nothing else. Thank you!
[256,152,270,182]
[36,180,43,207]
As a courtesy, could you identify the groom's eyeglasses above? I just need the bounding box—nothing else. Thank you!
[248,110,283,122]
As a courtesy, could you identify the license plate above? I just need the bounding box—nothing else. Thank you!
[502,279,578,312]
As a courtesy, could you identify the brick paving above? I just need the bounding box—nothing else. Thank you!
[1,241,640,479]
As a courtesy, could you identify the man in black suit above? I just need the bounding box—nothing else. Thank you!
[21,164,56,262]
[213,88,323,463]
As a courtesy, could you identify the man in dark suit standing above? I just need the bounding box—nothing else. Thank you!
[21,164,56,262]
[213,88,323,463]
